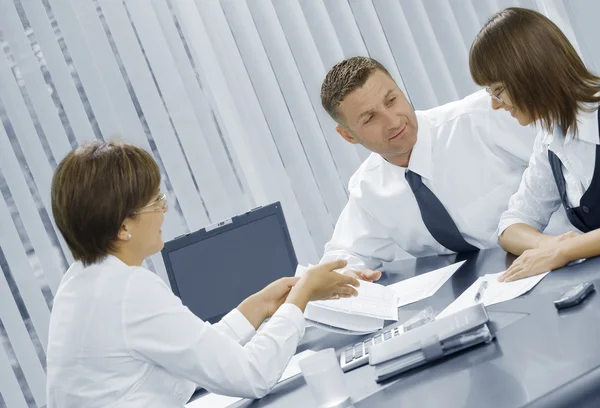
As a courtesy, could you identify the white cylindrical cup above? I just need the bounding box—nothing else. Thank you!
[298,348,352,408]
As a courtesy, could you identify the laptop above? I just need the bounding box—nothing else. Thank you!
[161,202,298,324]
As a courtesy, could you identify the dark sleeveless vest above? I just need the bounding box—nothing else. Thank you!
[548,109,600,232]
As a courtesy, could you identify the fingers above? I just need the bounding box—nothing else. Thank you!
[503,267,535,282]
[500,263,521,282]
[499,266,519,282]
[338,273,360,288]
[326,291,355,300]
[319,259,348,271]
[343,270,360,280]
[344,269,382,282]
[336,285,359,297]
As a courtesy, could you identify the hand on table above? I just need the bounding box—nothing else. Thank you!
[499,246,568,282]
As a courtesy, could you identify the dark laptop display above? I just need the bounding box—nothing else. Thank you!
[161,202,298,324]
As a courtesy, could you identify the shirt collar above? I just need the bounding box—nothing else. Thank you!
[98,254,130,269]
[406,111,434,180]
[544,106,599,147]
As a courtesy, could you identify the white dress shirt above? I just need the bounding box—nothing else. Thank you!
[46,255,305,408]
[321,90,547,271]
[499,106,600,234]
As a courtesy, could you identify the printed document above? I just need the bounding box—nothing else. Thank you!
[387,261,466,308]
[295,264,397,331]
[437,271,549,319]
[310,280,398,321]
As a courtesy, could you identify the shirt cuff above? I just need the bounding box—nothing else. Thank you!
[272,303,306,339]
[498,216,542,236]
[221,308,256,345]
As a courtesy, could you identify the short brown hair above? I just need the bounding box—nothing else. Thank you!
[51,141,161,266]
[470,7,600,137]
[321,57,392,125]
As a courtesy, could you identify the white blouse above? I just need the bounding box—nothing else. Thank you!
[46,255,305,408]
[499,106,600,234]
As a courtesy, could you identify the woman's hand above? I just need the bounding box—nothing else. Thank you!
[499,247,568,282]
[301,260,361,301]
[286,260,360,311]
[257,277,301,318]
[237,277,300,329]
[537,231,580,249]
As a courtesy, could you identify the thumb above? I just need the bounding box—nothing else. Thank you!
[283,276,301,287]
[363,270,382,281]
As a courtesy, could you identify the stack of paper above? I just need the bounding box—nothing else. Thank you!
[297,262,465,333]
[310,280,398,320]
[387,261,466,307]
[186,350,316,408]
[437,271,549,319]
[305,280,398,333]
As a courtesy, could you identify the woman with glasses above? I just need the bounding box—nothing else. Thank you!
[469,7,600,282]
[46,141,360,407]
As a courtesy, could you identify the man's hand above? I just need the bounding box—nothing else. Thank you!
[343,269,382,282]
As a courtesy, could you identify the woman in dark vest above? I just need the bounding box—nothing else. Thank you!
[469,7,600,282]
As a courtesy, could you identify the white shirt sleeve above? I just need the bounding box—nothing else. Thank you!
[213,309,256,345]
[321,195,399,271]
[498,132,562,234]
[122,270,305,399]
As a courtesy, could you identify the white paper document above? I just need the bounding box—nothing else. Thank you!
[304,301,385,333]
[387,261,466,308]
[310,280,398,320]
[186,349,316,408]
[437,271,549,319]
[296,264,392,332]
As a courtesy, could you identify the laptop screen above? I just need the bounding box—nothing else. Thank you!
[162,203,298,323]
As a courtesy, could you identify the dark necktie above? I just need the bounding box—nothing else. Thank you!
[405,170,478,253]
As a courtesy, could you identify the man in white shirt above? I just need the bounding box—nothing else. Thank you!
[319,56,568,275]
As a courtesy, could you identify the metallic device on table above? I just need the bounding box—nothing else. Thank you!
[340,307,435,372]
[369,303,493,382]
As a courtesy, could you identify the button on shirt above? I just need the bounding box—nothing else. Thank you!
[499,106,600,234]
[46,255,305,408]
[321,91,540,271]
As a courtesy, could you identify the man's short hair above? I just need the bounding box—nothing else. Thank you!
[321,56,392,125]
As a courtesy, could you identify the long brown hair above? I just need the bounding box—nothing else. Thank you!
[470,7,600,137]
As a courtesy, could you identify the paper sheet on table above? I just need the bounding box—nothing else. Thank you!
[386,261,466,308]
[186,350,316,408]
[437,271,550,319]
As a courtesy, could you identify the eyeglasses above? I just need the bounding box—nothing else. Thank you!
[132,192,168,215]
[485,86,506,103]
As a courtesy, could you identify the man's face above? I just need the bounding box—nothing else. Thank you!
[336,70,418,163]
